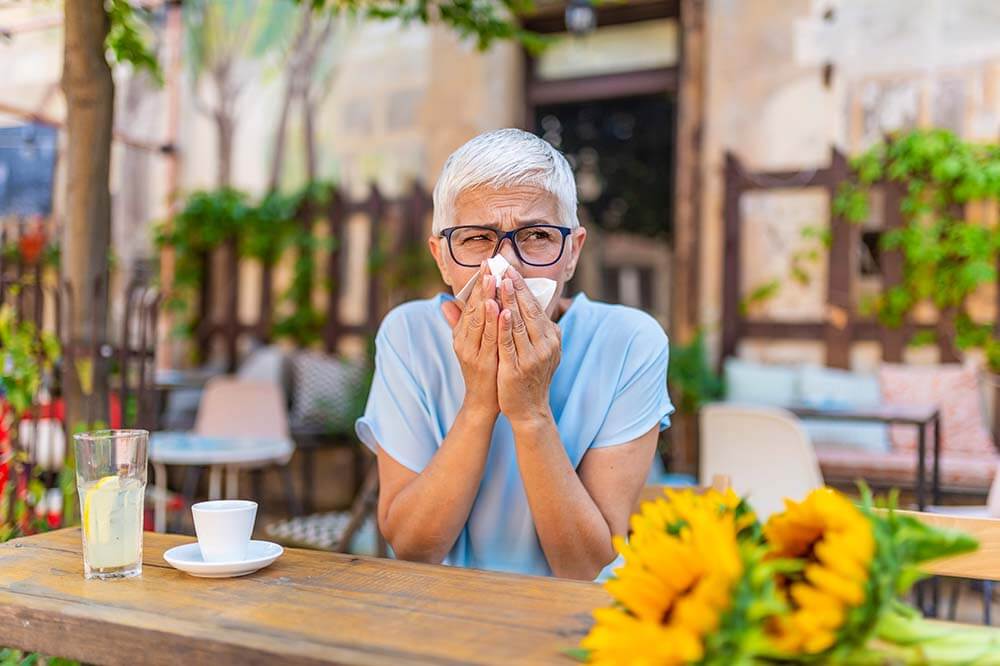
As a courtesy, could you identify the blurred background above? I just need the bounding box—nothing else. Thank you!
[3,3,1000,618]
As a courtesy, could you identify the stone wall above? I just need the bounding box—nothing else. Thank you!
[700,0,1000,368]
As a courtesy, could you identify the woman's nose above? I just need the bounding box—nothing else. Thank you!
[495,237,523,268]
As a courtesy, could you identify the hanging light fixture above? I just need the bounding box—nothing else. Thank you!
[565,0,596,35]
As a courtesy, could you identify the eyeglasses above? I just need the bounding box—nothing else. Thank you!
[439,224,572,268]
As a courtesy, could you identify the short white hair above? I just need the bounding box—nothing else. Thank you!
[431,128,579,235]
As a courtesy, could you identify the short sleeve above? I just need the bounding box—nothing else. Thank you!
[591,316,673,448]
[355,312,440,473]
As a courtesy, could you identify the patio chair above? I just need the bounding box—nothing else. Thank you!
[265,450,388,557]
[700,403,824,520]
[192,377,299,518]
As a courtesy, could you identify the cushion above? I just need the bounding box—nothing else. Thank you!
[814,443,998,494]
[797,365,891,453]
[879,363,996,457]
[289,351,368,435]
[723,358,799,407]
[265,511,379,554]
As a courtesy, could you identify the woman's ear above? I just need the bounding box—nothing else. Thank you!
[563,227,587,281]
[428,235,453,288]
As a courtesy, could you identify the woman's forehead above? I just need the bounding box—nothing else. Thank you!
[453,186,559,226]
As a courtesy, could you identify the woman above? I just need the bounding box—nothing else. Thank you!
[356,128,672,580]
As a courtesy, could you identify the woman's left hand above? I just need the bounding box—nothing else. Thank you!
[497,267,561,425]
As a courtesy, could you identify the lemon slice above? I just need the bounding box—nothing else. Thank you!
[83,475,120,542]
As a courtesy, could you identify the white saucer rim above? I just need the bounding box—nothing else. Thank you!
[163,540,284,570]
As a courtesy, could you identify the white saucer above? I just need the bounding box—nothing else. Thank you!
[163,540,284,578]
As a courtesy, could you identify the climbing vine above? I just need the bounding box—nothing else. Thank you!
[747,129,1000,372]
[157,184,339,347]
[836,130,1000,370]
[157,182,422,348]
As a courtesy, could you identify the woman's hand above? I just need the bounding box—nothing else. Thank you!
[441,264,501,417]
[496,267,561,426]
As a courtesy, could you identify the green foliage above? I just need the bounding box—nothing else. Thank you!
[156,184,339,348]
[0,242,60,269]
[273,184,336,346]
[105,0,163,84]
[0,648,78,666]
[668,330,724,415]
[0,304,61,421]
[740,280,781,317]
[184,0,303,80]
[834,129,1000,370]
[155,188,252,340]
[371,231,441,297]
[304,0,552,54]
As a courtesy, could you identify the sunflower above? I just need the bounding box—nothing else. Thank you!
[763,487,875,655]
[580,489,745,665]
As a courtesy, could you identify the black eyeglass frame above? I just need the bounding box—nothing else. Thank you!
[439,224,573,268]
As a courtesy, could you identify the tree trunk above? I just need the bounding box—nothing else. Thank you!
[303,94,318,183]
[268,82,295,192]
[269,6,314,192]
[216,111,234,188]
[61,0,113,433]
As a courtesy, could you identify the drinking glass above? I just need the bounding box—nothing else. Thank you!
[73,429,148,580]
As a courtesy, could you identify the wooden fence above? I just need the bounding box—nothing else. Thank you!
[721,148,1000,435]
[190,185,434,371]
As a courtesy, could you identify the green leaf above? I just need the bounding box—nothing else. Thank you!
[740,280,780,316]
[301,0,547,53]
[106,0,163,85]
[668,330,724,414]
[562,647,590,662]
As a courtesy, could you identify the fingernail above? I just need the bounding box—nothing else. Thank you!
[503,310,512,322]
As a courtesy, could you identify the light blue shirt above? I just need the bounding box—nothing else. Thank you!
[355,292,673,577]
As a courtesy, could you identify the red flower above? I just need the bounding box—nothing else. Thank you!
[18,228,46,265]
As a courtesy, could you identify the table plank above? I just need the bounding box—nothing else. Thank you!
[0,529,608,665]
[891,510,1000,582]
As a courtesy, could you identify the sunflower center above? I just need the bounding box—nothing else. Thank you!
[661,578,699,625]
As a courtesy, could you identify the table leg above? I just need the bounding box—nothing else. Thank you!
[154,462,168,533]
[209,466,222,500]
[916,422,927,511]
[225,466,239,499]
[302,447,315,515]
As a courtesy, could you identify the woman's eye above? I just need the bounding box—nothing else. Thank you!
[460,235,492,244]
[527,230,553,240]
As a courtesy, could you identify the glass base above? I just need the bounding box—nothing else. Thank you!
[84,562,142,580]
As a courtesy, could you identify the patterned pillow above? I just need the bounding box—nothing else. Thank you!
[879,363,995,456]
[290,351,368,435]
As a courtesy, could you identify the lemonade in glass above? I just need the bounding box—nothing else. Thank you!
[74,430,148,580]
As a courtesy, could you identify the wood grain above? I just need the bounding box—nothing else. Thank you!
[0,529,609,665]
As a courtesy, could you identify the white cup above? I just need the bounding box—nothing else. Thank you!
[191,500,258,563]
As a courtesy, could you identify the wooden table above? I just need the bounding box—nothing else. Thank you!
[0,529,608,665]
[789,403,941,509]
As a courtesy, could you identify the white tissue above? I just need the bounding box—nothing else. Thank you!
[486,255,509,287]
[524,277,557,309]
[454,254,558,309]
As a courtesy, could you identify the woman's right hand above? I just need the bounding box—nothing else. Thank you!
[441,266,500,417]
